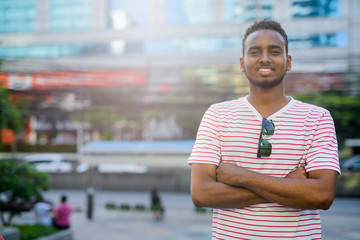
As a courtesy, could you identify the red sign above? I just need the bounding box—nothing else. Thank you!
[0,70,147,90]
[0,73,8,88]
[1,129,15,145]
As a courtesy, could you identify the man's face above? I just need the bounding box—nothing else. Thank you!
[240,29,291,89]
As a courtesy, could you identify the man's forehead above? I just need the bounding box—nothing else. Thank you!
[244,29,286,48]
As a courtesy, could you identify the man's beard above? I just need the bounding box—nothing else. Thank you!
[244,69,286,89]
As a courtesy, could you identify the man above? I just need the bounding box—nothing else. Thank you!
[188,19,340,239]
[33,196,53,226]
[53,195,72,230]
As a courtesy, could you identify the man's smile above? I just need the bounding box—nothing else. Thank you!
[258,68,273,76]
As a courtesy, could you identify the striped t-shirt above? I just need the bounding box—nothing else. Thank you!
[188,97,340,240]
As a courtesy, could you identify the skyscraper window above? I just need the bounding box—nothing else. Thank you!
[289,32,348,49]
[291,0,341,18]
[50,0,92,31]
[0,0,36,33]
[108,0,149,29]
[225,0,273,23]
[164,0,211,26]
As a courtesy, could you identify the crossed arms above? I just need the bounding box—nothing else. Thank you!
[191,162,338,210]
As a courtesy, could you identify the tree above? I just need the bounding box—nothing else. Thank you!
[0,160,50,226]
[294,92,360,149]
[0,59,24,147]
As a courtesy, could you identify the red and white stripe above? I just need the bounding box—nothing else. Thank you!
[189,97,340,239]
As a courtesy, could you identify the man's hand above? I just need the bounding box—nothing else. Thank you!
[216,162,247,186]
[286,164,308,179]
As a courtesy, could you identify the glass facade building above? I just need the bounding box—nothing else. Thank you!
[0,0,358,144]
[0,0,36,33]
[0,0,358,75]
[291,0,342,18]
[50,0,92,31]
[225,0,273,23]
[0,0,355,61]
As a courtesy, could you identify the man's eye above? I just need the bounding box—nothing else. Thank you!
[249,51,259,55]
[271,50,281,55]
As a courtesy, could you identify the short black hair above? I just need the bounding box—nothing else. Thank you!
[243,19,288,55]
[61,195,67,202]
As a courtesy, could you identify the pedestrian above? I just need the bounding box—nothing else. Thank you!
[150,188,164,220]
[33,196,53,226]
[53,195,72,230]
[188,19,340,239]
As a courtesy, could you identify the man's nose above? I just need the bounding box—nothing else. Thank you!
[259,52,271,63]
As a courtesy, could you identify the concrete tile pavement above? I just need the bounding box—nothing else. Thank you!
[44,189,213,240]
[11,189,360,240]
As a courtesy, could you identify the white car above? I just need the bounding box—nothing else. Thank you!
[24,153,72,173]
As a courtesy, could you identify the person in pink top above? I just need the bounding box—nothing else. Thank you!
[53,195,72,230]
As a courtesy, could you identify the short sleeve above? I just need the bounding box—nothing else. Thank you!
[188,105,221,166]
[305,110,340,174]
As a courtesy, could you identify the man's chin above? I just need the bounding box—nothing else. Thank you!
[249,78,283,89]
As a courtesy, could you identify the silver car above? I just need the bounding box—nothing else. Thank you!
[336,155,360,197]
[24,153,72,173]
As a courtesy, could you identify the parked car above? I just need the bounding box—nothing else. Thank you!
[24,153,73,173]
[340,155,360,171]
[336,155,360,197]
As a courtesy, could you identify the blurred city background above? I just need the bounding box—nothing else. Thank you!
[0,0,360,239]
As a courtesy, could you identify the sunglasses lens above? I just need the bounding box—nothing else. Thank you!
[258,139,272,157]
[257,118,275,158]
[263,119,275,135]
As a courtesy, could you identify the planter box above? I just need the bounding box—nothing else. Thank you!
[0,227,20,240]
[36,229,73,240]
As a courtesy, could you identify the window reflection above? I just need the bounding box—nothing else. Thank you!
[164,0,211,26]
[108,0,149,29]
[291,0,341,18]
[0,0,36,33]
[289,32,347,49]
[225,0,273,23]
[143,37,241,54]
[0,44,106,59]
[50,0,91,30]
[0,32,348,59]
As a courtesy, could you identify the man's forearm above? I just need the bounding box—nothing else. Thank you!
[191,180,266,208]
[190,163,267,209]
[235,170,320,209]
[216,163,338,210]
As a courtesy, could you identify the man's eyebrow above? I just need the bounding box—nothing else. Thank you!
[247,46,261,51]
[268,45,282,50]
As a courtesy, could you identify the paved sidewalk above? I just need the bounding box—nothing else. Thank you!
[12,189,360,240]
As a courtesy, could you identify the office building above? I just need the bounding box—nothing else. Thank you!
[0,0,359,144]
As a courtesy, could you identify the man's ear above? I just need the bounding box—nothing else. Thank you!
[286,55,292,72]
[240,57,245,72]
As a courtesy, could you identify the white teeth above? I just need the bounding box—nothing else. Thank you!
[259,68,271,72]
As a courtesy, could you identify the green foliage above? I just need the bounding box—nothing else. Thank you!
[194,207,207,213]
[294,92,360,148]
[0,160,50,201]
[135,204,146,211]
[119,204,130,211]
[0,87,24,134]
[150,205,162,212]
[105,202,116,209]
[0,160,50,226]
[12,224,58,240]
[174,110,204,139]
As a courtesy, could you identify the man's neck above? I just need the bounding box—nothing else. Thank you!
[246,89,290,118]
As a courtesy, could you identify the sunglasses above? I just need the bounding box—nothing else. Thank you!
[257,118,275,158]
